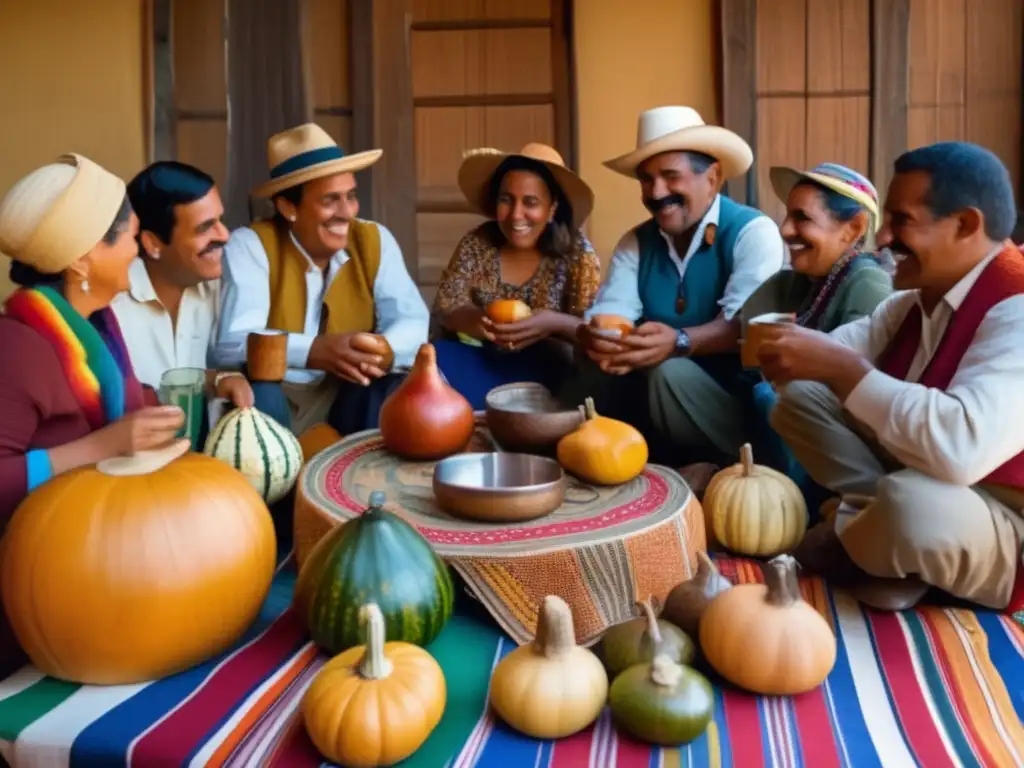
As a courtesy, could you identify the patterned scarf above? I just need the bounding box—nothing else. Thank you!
[3,285,132,429]
[796,251,868,329]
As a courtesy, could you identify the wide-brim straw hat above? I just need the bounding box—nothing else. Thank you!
[604,106,753,180]
[252,123,382,198]
[770,162,881,231]
[0,153,127,274]
[458,143,595,230]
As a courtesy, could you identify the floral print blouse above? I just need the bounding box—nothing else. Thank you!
[432,225,601,328]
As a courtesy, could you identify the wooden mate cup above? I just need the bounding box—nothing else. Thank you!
[741,312,795,368]
[247,331,288,381]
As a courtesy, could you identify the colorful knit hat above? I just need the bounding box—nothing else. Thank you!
[770,162,880,232]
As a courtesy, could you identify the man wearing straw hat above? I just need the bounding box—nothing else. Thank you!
[567,106,785,465]
[213,124,429,435]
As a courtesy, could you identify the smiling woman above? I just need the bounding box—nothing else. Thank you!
[430,144,602,410]
[739,162,893,488]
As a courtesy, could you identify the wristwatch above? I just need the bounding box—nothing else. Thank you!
[674,329,693,358]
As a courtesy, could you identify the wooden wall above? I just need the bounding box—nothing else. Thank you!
[753,0,871,222]
[306,0,352,155]
[410,0,571,304]
[907,0,1023,192]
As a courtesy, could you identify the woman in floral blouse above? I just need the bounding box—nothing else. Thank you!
[432,143,601,408]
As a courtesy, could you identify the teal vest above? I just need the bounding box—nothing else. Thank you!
[636,196,764,328]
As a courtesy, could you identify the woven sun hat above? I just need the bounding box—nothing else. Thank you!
[252,123,383,198]
[604,106,753,180]
[458,142,595,229]
[770,162,881,232]
[0,153,127,275]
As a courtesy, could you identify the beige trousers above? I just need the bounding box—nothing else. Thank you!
[282,377,340,435]
[771,380,1023,609]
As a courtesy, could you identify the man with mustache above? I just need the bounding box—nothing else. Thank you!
[213,124,428,435]
[761,141,1024,622]
[113,161,257,422]
[568,106,785,465]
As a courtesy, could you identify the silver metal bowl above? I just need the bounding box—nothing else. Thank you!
[432,452,566,523]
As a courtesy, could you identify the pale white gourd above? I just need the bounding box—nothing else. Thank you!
[204,408,302,504]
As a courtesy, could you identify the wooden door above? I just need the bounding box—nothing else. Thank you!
[908,0,1023,193]
[409,0,575,305]
[753,0,872,223]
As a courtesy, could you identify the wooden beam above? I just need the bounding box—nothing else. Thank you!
[150,0,175,162]
[719,0,757,206]
[350,0,375,219]
[869,0,910,200]
[369,0,419,280]
[411,18,550,31]
[414,93,554,108]
[551,0,576,170]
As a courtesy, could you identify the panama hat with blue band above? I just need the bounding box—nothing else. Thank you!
[251,123,383,198]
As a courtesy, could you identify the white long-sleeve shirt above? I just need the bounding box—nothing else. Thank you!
[212,221,429,385]
[584,195,786,323]
[834,247,1024,486]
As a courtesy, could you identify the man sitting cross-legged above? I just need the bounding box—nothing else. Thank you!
[758,141,1024,622]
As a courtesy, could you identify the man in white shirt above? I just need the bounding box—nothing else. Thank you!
[113,162,264,439]
[759,141,1024,622]
[212,124,429,435]
[564,107,785,465]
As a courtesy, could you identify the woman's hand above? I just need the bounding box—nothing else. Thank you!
[103,406,186,456]
[215,373,255,408]
[490,309,562,350]
[442,306,496,343]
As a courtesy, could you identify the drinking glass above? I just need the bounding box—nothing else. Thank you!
[159,367,206,451]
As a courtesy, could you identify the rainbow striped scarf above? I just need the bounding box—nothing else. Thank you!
[3,285,131,429]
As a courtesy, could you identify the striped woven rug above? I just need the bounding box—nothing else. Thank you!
[0,556,1021,767]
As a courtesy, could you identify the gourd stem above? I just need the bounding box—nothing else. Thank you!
[694,551,715,587]
[740,443,754,477]
[650,654,684,687]
[534,595,576,658]
[639,597,662,646]
[357,604,394,680]
[764,555,801,607]
[416,342,438,370]
[583,397,597,421]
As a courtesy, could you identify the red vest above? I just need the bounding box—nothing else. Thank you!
[877,244,1024,488]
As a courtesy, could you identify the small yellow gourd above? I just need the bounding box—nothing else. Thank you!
[556,397,648,485]
[302,603,446,767]
[703,443,807,556]
[489,595,608,739]
[700,555,836,695]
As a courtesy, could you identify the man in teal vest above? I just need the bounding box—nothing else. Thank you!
[566,106,785,466]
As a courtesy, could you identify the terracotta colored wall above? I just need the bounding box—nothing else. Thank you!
[573,0,719,265]
[0,0,147,298]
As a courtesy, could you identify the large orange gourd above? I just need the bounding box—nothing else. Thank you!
[379,343,475,460]
[556,397,648,485]
[0,440,277,685]
[486,299,532,324]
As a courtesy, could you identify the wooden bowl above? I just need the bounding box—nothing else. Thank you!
[432,452,566,523]
[485,382,584,454]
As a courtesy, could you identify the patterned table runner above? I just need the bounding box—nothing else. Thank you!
[0,557,1021,767]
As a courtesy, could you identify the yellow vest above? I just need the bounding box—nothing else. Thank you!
[251,219,381,336]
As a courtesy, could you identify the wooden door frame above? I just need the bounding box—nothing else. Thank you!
[349,0,579,280]
[718,0,910,205]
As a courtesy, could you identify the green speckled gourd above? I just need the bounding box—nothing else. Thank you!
[601,597,695,678]
[294,491,454,653]
[608,655,714,746]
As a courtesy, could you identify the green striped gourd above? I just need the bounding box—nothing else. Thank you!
[294,491,454,653]
[204,408,302,505]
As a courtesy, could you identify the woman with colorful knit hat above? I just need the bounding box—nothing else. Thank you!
[740,162,893,490]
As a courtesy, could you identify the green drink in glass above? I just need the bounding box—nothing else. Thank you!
[159,367,206,451]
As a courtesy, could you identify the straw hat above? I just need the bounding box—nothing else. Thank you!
[458,143,594,229]
[604,106,753,180]
[770,162,881,231]
[252,123,382,198]
[0,153,127,275]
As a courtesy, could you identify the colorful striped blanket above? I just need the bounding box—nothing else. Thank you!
[0,556,1021,767]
